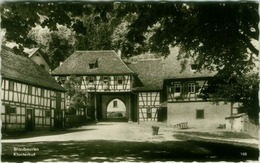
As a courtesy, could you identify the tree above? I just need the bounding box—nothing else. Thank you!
[114,2,258,77]
[1,2,258,120]
[215,73,259,124]
[63,76,88,115]
[28,25,77,68]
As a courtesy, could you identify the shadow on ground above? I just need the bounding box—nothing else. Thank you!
[2,128,97,140]
[2,140,258,162]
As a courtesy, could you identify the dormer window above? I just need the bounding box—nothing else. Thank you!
[89,64,95,69]
[89,58,99,69]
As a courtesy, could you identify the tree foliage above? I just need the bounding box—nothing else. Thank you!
[63,76,88,114]
[1,2,258,120]
[114,2,258,77]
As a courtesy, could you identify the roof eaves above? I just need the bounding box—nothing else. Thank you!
[2,75,66,92]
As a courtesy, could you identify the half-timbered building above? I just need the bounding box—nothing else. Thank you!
[51,51,137,122]
[162,50,232,128]
[52,49,233,128]
[1,47,66,131]
[128,60,165,122]
[24,47,52,72]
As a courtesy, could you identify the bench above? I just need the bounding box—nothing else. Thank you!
[174,122,188,129]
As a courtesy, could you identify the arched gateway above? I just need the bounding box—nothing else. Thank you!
[107,98,126,118]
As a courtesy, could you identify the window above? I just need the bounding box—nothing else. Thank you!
[88,76,95,84]
[9,81,14,91]
[45,110,51,117]
[174,84,182,93]
[6,105,16,114]
[196,109,204,119]
[103,76,109,84]
[147,108,152,118]
[89,64,95,69]
[59,77,66,84]
[28,86,32,95]
[113,101,118,108]
[117,76,124,85]
[188,83,195,93]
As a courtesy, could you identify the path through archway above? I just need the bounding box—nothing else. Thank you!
[107,98,126,119]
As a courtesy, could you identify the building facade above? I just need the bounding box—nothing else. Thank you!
[1,47,66,131]
[24,47,52,72]
[52,51,137,122]
[52,49,233,128]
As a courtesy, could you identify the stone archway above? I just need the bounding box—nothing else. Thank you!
[107,98,126,118]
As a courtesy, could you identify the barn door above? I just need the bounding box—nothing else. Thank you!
[26,109,34,131]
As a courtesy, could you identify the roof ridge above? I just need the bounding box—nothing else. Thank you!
[28,48,40,58]
[137,58,162,61]
[75,50,115,53]
[112,51,135,74]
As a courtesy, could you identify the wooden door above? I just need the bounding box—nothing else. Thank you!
[26,109,34,131]
[54,109,63,129]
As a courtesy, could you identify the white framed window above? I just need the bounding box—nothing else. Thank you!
[188,83,195,93]
[117,76,124,85]
[174,84,182,93]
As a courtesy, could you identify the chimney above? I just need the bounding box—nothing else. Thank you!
[117,50,122,58]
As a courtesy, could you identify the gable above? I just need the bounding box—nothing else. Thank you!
[52,50,134,75]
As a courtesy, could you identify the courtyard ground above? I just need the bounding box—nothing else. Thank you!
[1,122,259,162]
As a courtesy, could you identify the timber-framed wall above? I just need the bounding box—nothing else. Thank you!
[1,78,65,131]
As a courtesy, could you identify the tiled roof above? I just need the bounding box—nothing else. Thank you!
[128,59,164,91]
[1,46,65,92]
[52,50,134,75]
[163,49,215,80]
[128,50,215,91]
